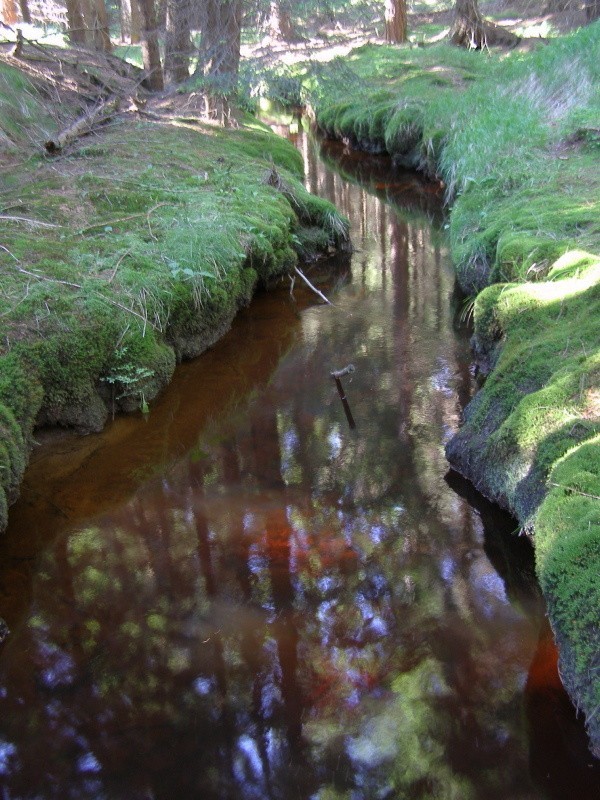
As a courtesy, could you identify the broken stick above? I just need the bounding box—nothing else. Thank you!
[294,266,332,305]
[330,364,355,379]
[331,364,356,430]
[45,97,120,154]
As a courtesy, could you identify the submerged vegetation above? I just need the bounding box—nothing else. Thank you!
[308,22,600,754]
[0,59,348,533]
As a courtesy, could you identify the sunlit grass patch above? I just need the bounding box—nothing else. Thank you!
[308,21,600,751]
[112,44,144,68]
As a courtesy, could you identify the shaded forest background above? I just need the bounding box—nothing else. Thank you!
[2,0,599,101]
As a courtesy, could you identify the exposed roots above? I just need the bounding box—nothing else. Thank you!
[450,15,521,50]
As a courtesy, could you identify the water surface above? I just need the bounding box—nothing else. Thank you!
[0,135,598,800]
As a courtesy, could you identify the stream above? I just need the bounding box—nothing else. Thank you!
[0,133,598,800]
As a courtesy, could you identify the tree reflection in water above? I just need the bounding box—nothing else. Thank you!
[1,138,599,800]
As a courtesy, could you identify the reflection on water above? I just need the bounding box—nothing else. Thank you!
[1,135,599,800]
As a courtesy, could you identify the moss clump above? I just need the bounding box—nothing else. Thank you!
[307,24,600,752]
[0,64,77,152]
[535,438,600,757]
[0,63,348,528]
[446,253,600,748]
[308,26,600,290]
[0,405,28,532]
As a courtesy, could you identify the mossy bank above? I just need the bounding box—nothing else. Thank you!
[307,24,600,754]
[0,59,348,534]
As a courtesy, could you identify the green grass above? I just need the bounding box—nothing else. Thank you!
[307,22,600,753]
[112,44,144,68]
[0,62,348,533]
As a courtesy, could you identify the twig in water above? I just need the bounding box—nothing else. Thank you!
[331,364,355,379]
[331,365,356,430]
[294,266,332,305]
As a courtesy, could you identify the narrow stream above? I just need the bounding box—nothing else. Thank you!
[0,135,598,800]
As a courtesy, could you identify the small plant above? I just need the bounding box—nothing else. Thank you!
[102,347,155,416]
[458,295,476,325]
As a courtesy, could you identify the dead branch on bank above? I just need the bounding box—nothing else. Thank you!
[44,96,120,154]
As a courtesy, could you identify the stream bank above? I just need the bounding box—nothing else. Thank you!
[307,24,600,755]
[2,134,598,798]
[0,55,348,534]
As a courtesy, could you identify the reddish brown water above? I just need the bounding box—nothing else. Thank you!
[0,136,598,799]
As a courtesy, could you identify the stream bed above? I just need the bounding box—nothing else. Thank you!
[0,135,598,800]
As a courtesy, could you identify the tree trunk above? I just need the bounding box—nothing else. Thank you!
[65,0,88,45]
[121,0,142,44]
[136,0,164,90]
[586,0,600,21]
[157,0,167,28]
[450,0,520,49]
[18,0,31,24]
[196,0,242,79]
[164,0,191,84]
[79,0,112,51]
[2,0,17,25]
[450,0,486,48]
[384,0,407,44]
[268,1,299,42]
[92,0,112,52]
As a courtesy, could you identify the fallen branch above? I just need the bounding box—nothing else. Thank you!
[78,202,171,235]
[0,244,20,262]
[14,266,82,289]
[93,293,158,332]
[45,97,120,154]
[294,266,332,305]
[549,482,600,501]
[0,215,61,228]
[108,251,131,283]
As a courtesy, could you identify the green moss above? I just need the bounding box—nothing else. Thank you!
[535,438,600,749]
[0,66,349,534]
[446,254,600,747]
[307,24,598,751]
[0,63,73,151]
